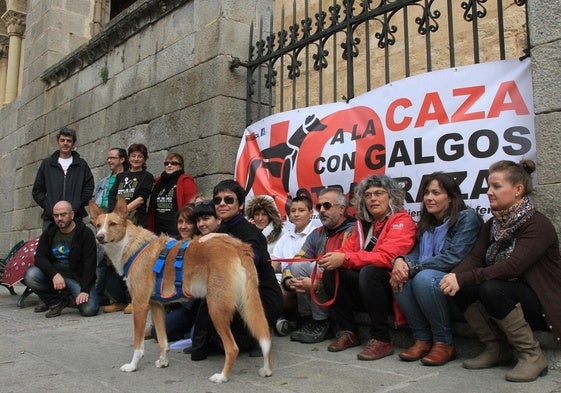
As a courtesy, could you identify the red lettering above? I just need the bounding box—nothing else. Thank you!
[451,86,486,122]
[386,98,412,131]
[488,81,530,118]
[415,92,450,127]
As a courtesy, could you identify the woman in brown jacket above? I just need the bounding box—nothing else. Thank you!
[440,159,561,383]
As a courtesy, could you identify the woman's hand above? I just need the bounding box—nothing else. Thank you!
[392,257,410,282]
[439,273,460,296]
[317,252,345,270]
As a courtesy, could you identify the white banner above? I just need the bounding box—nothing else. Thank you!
[235,58,535,221]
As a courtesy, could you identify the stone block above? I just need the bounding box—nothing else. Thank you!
[527,0,561,47]
[113,64,138,101]
[534,183,561,237]
[16,94,44,129]
[117,95,137,131]
[194,19,250,65]
[531,41,561,114]
[535,112,561,185]
[185,134,240,175]
[135,87,165,125]
[138,25,157,61]
[152,34,196,85]
[161,1,195,48]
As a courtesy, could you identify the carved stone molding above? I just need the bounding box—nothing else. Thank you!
[40,0,190,89]
[1,9,26,37]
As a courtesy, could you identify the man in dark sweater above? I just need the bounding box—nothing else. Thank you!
[24,201,99,318]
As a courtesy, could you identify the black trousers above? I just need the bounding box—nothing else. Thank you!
[323,265,393,342]
[452,279,548,331]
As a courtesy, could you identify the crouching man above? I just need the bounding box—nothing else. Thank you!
[25,201,99,318]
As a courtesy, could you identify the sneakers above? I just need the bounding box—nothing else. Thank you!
[357,339,394,361]
[290,319,313,341]
[275,318,297,336]
[34,301,49,313]
[298,319,332,344]
[327,330,361,352]
[102,303,126,313]
[45,296,70,318]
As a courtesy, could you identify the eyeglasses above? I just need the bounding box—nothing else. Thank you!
[212,196,236,205]
[164,161,181,166]
[106,156,120,161]
[364,190,388,199]
[315,202,339,211]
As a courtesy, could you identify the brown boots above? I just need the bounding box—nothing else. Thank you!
[464,302,548,382]
[492,303,548,382]
[462,302,513,369]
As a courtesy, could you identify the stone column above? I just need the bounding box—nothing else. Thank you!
[1,10,25,105]
[0,36,8,108]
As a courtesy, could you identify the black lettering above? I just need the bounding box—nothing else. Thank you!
[314,157,325,174]
[388,141,412,167]
[414,137,435,164]
[363,119,376,137]
[436,133,463,161]
[470,169,490,199]
[468,130,499,158]
[331,129,345,144]
[365,144,385,170]
[503,126,532,155]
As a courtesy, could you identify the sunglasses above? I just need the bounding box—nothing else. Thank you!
[315,202,339,211]
[212,196,236,205]
[164,161,181,166]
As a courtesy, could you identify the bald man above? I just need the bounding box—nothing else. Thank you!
[24,201,99,318]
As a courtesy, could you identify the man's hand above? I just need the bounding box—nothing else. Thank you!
[76,292,89,305]
[317,252,345,270]
[52,273,66,290]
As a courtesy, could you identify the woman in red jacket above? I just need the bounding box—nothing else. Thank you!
[147,152,197,236]
[319,174,416,361]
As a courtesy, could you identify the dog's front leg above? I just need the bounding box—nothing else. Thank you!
[121,301,148,372]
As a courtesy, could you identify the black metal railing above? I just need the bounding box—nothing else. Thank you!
[232,0,528,126]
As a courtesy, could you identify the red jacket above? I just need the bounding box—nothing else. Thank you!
[147,173,197,232]
[338,211,416,270]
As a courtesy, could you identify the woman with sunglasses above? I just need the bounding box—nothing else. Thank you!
[390,172,481,366]
[147,152,197,236]
[318,174,416,360]
[187,180,283,361]
[108,143,153,228]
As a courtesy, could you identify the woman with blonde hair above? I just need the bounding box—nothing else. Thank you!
[440,159,561,382]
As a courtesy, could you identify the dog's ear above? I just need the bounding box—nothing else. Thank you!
[115,196,129,220]
[88,200,101,221]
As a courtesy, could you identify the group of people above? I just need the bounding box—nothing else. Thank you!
[24,126,561,383]
[26,127,198,317]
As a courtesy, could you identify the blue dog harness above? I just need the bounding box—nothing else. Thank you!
[151,239,191,302]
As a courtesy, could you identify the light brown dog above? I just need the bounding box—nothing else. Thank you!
[88,198,272,383]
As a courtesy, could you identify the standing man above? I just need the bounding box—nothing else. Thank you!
[93,147,128,210]
[93,147,130,313]
[32,127,94,230]
[281,187,355,344]
[24,201,99,318]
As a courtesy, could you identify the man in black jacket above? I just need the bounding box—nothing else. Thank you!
[24,201,99,318]
[32,127,94,230]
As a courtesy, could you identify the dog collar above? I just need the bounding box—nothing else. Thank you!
[123,242,150,277]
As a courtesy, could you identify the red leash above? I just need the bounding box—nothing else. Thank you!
[270,257,339,307]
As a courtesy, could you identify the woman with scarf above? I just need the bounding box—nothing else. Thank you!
[440,159,561,382]
[147,152,197,236]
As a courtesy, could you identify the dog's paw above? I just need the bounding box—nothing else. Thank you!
[209,373,228,383]
[120,363,137,372]
[259,367,272,377]
[155,358,169,368]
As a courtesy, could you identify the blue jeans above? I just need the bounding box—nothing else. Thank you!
[395,269,453,344]
[25,266,100,316]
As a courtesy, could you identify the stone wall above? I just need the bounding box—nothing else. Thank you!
[0,0,275,251]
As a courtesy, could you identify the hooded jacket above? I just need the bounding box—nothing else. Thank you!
[245,195,284,245]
